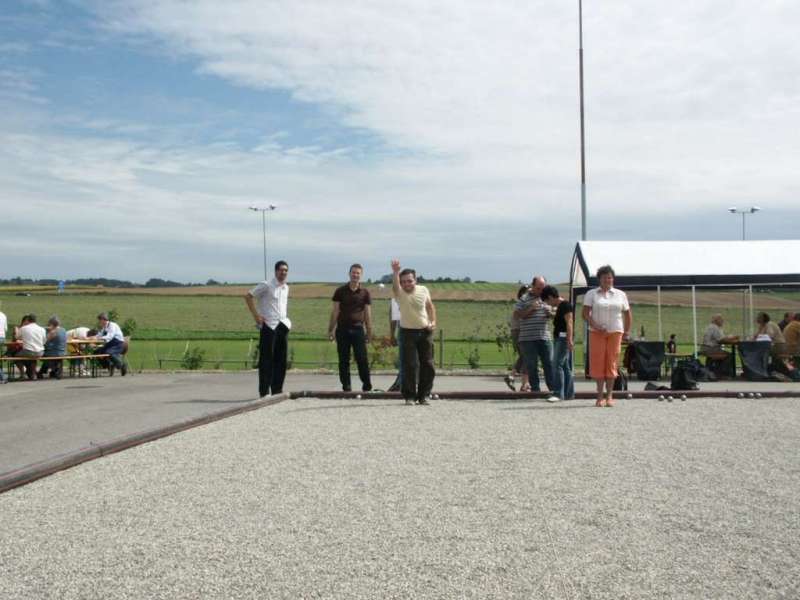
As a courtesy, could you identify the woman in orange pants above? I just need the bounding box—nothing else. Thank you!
[582,265,632,407]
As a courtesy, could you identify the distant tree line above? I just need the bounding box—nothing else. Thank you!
[0,277,230,288]
[376,274,472,284]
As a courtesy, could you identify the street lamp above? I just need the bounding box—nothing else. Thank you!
[728,206,761,337]
[249,205,277,280]
[578,0,587,241]
[727,206,761,241]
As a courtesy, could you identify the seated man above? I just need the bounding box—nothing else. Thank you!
[783,313,800,355]
[699,314,739,376]
[38,316,67,379]
[93,313,128,376]
[14,314,46,381]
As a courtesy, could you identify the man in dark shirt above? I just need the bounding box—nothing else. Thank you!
[328,264,373,392]
[541,285,574,400]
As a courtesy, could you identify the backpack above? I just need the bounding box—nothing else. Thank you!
[671,358,709,390]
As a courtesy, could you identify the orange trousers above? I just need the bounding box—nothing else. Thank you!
[589,330,623,380]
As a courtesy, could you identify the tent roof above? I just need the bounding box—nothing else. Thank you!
[571,240,800,290]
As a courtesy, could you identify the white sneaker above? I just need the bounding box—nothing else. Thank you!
[546,395,561,403]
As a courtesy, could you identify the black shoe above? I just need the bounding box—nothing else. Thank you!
[362,385,372,392]
[120,363,128,376]
[417,397,430,405]
[108,365,115,376]
[387,383,400,392]
[343,386,352,392]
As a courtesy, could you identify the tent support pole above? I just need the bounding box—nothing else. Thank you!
[657,285,662,341]
[748,284,754,336]
[691,286,698,357]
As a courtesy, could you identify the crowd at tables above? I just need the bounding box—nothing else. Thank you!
[0,311,128,383]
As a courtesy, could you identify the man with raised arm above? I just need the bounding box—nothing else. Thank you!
[328,263,373,393]
[391,259,437,405]
[245,260,291,398]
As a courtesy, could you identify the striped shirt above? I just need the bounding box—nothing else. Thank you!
[516,293,551,342]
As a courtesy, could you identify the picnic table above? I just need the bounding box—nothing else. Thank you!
[1,338,110,380]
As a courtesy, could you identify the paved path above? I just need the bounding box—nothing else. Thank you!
[1,372,798,475]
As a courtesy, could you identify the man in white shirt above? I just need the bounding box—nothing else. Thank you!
[15,314,46,380]
[391,259,437,405]
[245,260,291,398]
[94,313,128,376]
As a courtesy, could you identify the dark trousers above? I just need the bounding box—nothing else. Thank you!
[259,323,289,397]
[38,358,63,379]
[98,339,125,370]
[336,325,372,391]
[401,327,435,400]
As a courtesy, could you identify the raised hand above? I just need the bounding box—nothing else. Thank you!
[391,259,401,273]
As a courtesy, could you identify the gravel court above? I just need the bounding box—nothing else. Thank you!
[1,396,798,599]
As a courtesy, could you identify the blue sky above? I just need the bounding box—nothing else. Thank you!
[1,0,798,284]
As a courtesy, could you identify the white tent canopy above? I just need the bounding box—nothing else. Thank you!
[571,240,800,290]
[569,240,800,355]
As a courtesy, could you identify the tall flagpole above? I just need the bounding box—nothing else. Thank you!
[579,0,587,241]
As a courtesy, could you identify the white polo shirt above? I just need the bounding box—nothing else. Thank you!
[19,323,46,353]
[97,321,125,343]
[583,287,630,333]
[0,311,6,340]
[250,278,292,330]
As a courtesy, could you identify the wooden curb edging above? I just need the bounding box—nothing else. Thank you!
[0,392,289,495]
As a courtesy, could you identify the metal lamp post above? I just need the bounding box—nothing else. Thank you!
[728,206,761,336]
[578,0,587,241]
[249,205,277,281]
[727,206,761,241]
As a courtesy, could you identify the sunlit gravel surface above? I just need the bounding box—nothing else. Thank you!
[2,396,798,599]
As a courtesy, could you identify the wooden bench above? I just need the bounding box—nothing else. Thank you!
[0,354,112,379]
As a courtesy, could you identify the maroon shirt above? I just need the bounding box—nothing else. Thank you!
[332,284,371,326]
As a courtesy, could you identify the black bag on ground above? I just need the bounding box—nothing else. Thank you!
[633,342,666,380]
[671,358,705,391]
[738,341,772,381]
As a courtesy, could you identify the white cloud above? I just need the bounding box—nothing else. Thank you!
[1,1,798,281]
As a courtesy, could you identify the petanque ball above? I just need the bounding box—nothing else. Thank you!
[737,393,745,399]
[658,395,664,401]
[626,393,633,400]
[748,392,755,399]
[755,392,763,399]
[681,395,687,401]
[433,394,440,400]
[355,394,362,399]
[667,396,673,402]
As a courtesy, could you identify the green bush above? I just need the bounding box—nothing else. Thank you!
[180,347,206,370]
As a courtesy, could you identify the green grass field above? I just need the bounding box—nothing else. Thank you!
[1,290,794,371]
